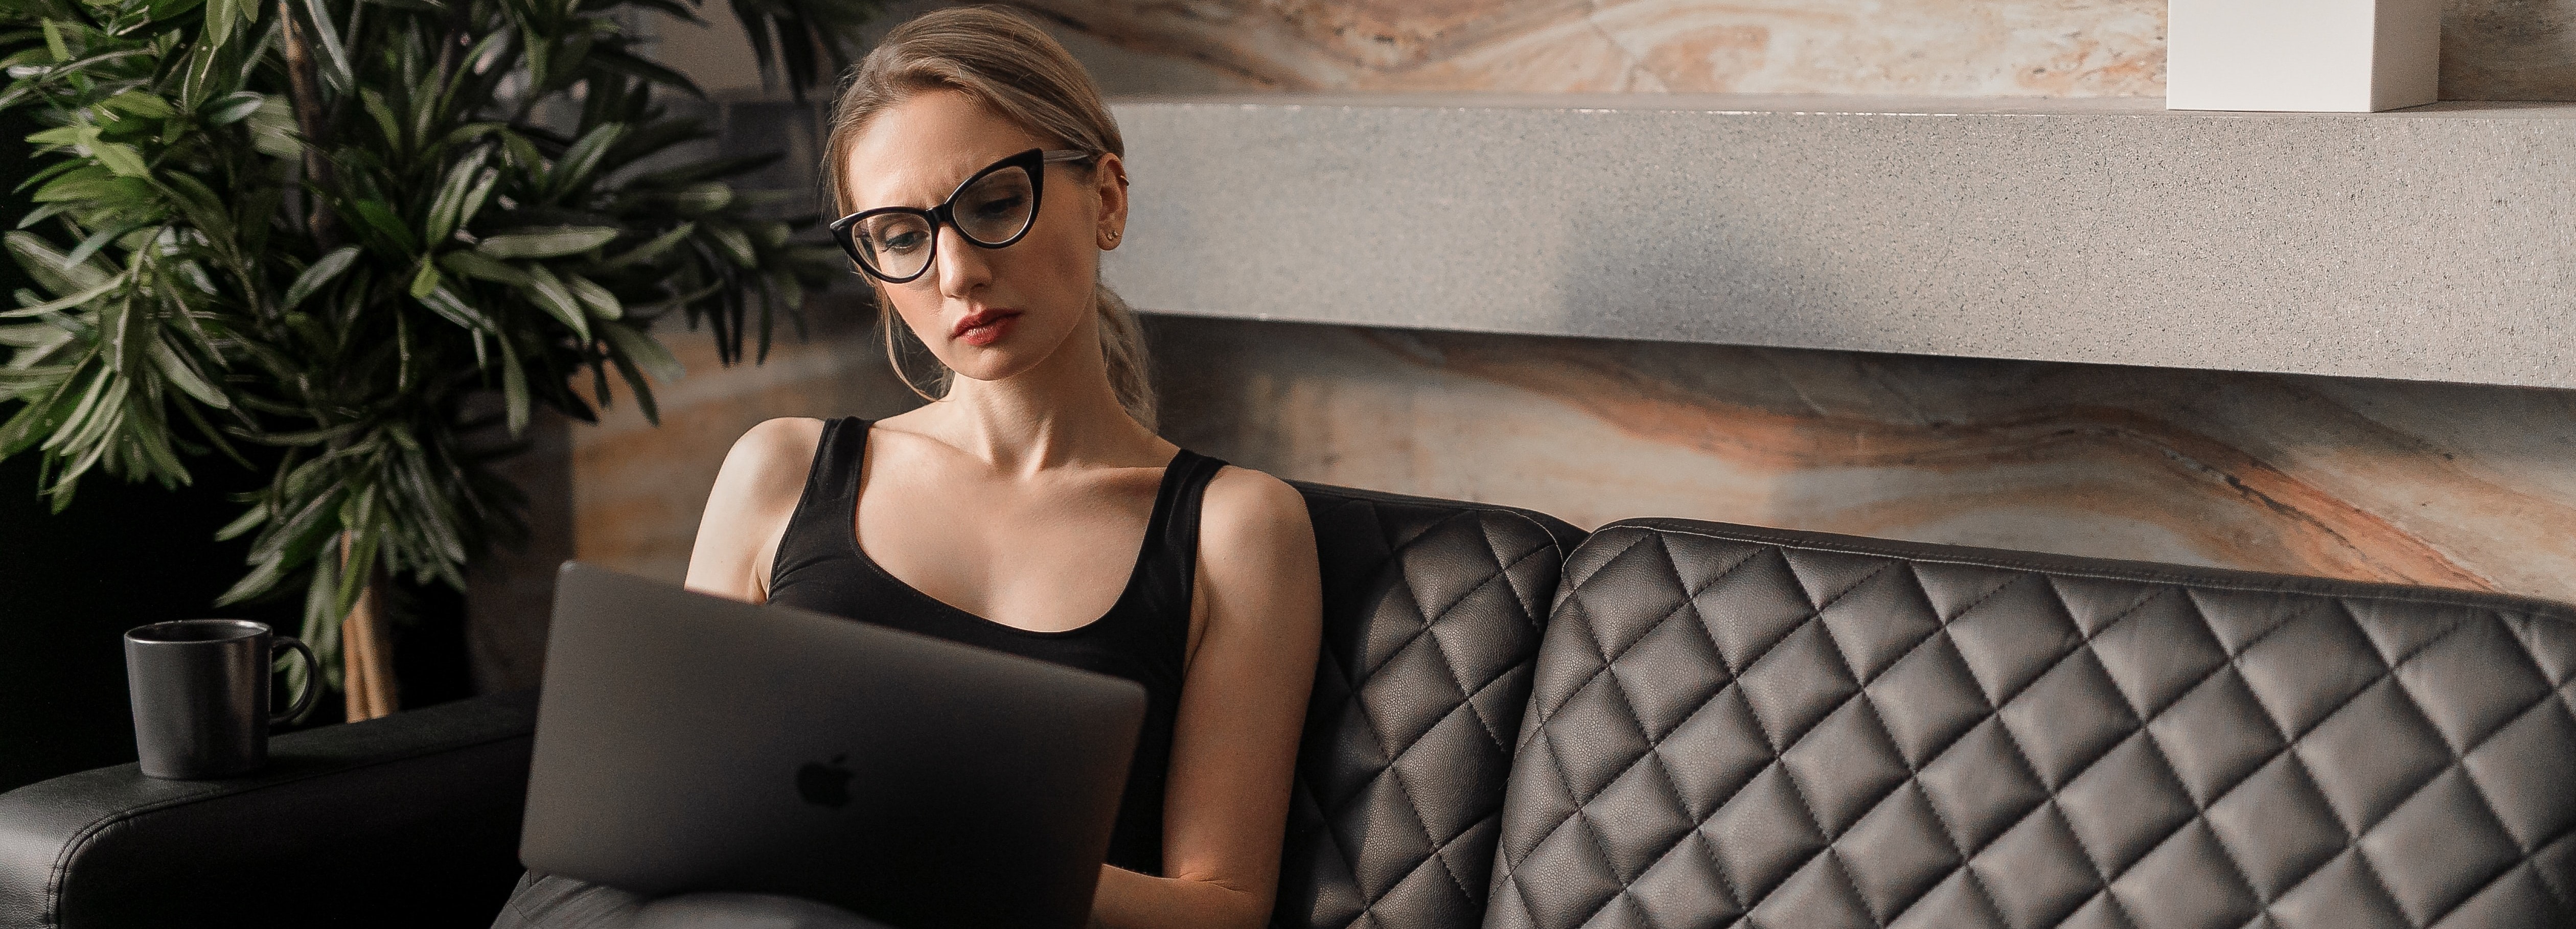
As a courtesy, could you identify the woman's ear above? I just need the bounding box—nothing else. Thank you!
[1094,152,1129,251]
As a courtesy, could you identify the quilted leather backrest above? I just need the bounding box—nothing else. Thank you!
[1488,518,2576,929]
[1277,483,1586,929]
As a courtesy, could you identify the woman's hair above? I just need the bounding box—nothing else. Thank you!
[822,6,1156,430]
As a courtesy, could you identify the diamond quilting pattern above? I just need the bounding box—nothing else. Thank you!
[1275,484,1582,929]
[1486,519,2576,929]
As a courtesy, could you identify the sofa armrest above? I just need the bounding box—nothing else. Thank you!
[0,689,538,929]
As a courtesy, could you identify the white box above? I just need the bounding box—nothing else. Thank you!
[2167,0,2441,112]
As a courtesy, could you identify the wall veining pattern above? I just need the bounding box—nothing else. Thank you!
[1150,318,2576,606]
[1000,0,2576,99]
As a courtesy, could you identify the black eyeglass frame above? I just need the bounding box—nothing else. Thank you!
[828,148,1094,284]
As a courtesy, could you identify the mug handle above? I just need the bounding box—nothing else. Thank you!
[270,636,320,725]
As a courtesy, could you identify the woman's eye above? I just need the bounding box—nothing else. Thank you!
[968,193,1026,221]
[881,231,928,253]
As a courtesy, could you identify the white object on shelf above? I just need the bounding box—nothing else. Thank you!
[2167,0,2440,111]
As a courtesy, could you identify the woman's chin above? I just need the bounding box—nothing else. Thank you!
[939,347,1044,386]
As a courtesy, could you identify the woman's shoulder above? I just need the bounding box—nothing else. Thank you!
[709,417,833,505]
[1197,463,1315,555]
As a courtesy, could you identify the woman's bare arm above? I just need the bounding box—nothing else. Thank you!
[682,417,825,602]
[1089,468,1323,929]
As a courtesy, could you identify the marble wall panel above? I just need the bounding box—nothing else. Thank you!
[1150,316,2576,606]
[1003,0,2571,99]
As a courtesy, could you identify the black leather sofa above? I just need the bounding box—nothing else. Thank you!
[4,483,2569,928]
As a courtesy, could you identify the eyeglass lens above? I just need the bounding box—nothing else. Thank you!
[852,165,1038,281]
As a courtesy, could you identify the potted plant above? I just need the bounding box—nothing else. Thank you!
[0,0,871,717]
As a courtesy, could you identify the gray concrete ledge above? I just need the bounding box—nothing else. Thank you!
[1101,95,2576,390]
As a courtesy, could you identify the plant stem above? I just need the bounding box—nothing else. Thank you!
[337,529,398,721]
[277,0,340,250]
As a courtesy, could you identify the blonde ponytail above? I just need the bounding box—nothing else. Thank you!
[1092,284,1155,430]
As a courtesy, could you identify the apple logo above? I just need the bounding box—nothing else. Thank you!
[796,754,854,808]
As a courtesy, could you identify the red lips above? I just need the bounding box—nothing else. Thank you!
[950,308,1022,347]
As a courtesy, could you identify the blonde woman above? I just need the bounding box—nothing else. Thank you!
[493,7,1323,928]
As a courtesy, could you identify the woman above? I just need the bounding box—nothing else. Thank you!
[493,7,1323,928]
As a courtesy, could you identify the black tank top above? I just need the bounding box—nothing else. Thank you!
[766,417,1224,876]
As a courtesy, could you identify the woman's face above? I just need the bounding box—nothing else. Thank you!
[842,89,1125,385]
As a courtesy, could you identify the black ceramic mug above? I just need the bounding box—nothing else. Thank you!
[124,619,320,779]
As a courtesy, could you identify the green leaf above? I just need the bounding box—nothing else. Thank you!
[101,91,174,119]
[245,96,301,159]
[0,321,73,349]
[496,333,527,435]
[544,121,625,199]
[452,167,501,233]
[89,141,149,178]
[202,91,263,125]
[334,493,379,617]
[40,18,68,62]
[395,311,411,391]
[601,221,692,267]
[178,37,221,109]
[586,45,706,99]
[602,341,658,424]
[706,224,755,267]
[24,126,85,148]
[564,271,620,320]
[6,232,112,296]
[436,249,528,285]
[497,130,543,173]
[517,263,589,341]
[16,159,87,196]
[350,199,420,253]
[477,225,616,259]
[422,150,490,243]
[146,0,212,17]
[282,245,359,310]
[213,502,268,541]
[299,0,354,89]
[204,0,234,47]
[158,171,235,243]
[60,220,148,269]
[417,284,492,332]
[1,273,118,318]
[34,170,154,209]
[407,259,441,299]
[359,87,401,150]
[215,548,287,606]
[671,181,731,214]
[596,319,681,383]
[150,334,230,408]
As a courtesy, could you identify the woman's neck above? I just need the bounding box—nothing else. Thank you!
[911,319,1164,476]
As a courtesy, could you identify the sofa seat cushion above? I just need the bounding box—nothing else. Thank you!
[1487,519,2575,929]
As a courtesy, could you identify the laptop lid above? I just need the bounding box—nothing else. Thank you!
[520,563,1147,929]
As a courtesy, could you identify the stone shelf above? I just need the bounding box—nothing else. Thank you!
[1100,95,2576,391]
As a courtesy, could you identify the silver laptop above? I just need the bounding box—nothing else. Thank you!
[520,563,1147,929]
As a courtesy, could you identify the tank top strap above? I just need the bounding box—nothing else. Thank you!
[1131,449,1227,620]
[772,416,869,579]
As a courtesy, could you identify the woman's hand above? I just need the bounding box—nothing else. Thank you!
[1087,467,1322,929]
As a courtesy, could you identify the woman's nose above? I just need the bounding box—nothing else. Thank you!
[934,225,992,297]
